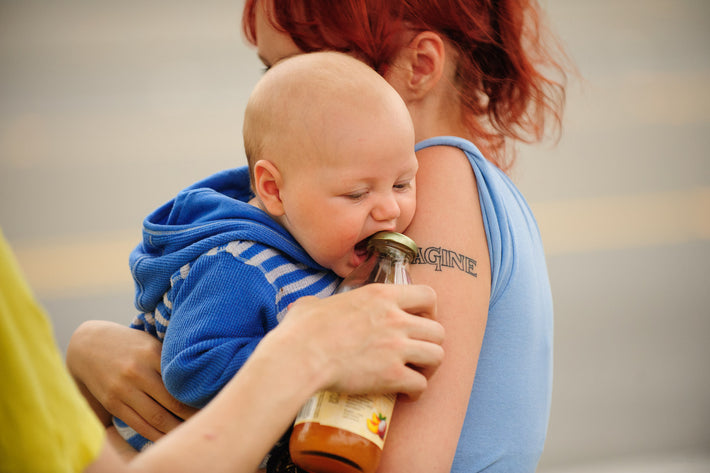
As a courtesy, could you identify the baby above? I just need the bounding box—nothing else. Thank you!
[114,52,418,455]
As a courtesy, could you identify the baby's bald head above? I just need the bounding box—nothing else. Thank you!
[243,51,411,176]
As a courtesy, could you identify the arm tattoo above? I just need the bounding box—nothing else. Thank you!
[412,246,477,277]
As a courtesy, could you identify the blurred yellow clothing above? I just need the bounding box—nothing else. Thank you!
[0,231,105,473]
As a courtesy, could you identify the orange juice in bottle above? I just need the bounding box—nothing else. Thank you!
[289,231,418,473]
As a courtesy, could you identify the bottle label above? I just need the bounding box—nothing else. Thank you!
[294,391,396,449]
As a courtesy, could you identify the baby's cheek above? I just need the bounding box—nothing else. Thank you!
[399,201,417,230]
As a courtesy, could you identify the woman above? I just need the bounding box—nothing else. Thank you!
[69,1,569,471]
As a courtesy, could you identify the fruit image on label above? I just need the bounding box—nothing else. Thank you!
[366,412,387,439]
[294,391,396,448]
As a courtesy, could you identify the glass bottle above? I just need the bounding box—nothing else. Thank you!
[289,231,418,473]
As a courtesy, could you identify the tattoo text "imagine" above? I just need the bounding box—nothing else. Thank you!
[412,246,477,277]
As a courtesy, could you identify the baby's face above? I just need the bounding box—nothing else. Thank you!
[252,6,418,277]
[277,112,418,278]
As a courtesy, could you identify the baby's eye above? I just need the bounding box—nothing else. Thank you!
[343,191,368,201]
[394,181,412,191]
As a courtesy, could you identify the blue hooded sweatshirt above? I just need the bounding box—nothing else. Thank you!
[114,166,339,451]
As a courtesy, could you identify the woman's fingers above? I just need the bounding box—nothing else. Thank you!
[394,284,438,320]
[130,386,183,439]
[115,357,196,439]
[392,369,429,401]
[401,309,445,345]
[403,337,445,370]
[142,351,199,423]
[144,384,199,424]
[368,284,444,346]
[110,394,169,442]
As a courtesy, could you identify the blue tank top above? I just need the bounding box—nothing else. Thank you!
[416,137,553,472]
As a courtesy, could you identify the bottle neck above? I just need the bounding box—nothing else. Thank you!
[367,248,412,285]
[369,242,415,265]
[337,242,414,292]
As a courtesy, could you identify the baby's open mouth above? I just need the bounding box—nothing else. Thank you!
[354,238,369,258]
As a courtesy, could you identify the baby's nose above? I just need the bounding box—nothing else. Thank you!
[371,193,401,222]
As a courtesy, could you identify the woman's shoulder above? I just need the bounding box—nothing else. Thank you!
[416,135,487,162]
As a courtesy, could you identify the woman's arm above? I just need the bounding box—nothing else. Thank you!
[378,146,492,472]
[85,283,444,473]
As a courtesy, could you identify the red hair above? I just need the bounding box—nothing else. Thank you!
[243,0,569,172]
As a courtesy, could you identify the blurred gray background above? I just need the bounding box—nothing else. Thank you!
[1,1,708,471]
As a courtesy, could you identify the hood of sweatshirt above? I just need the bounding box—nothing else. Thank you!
[130,166,324,312]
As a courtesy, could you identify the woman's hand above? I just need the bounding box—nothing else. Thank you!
[66,320,198,441]
[271,283,445,399]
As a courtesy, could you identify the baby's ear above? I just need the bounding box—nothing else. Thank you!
[252,160,285,216]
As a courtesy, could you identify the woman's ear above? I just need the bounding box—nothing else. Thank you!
[252,159,285,216]
[385,31,446,102]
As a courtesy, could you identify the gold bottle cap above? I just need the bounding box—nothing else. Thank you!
[367,231,418,256]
